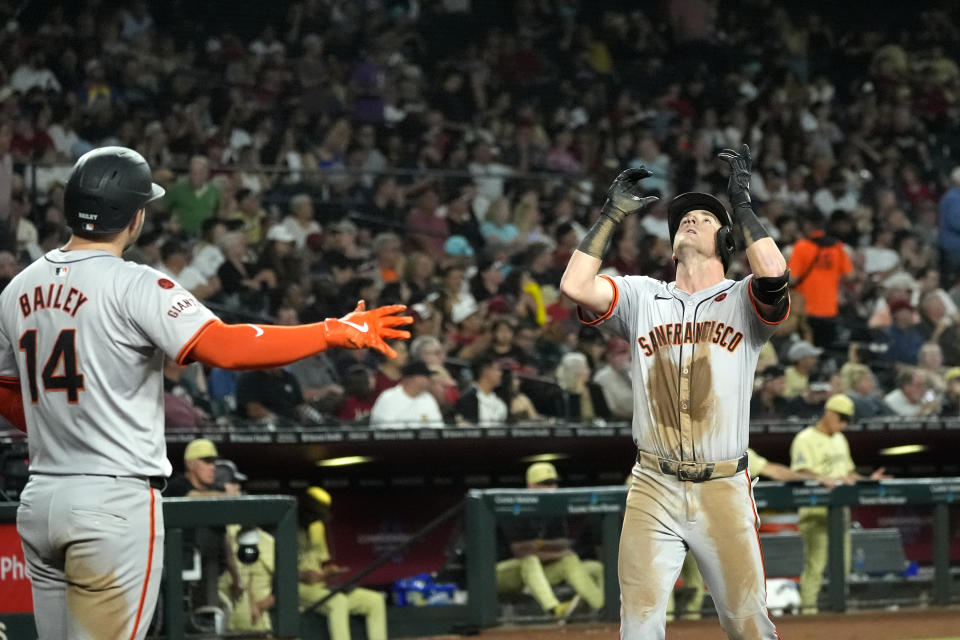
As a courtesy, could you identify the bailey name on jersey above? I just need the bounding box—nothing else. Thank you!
[637,320,744,357]
[18,284,90,318]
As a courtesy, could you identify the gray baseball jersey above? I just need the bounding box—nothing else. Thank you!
[582,274,776,462]
[0,248,217,477]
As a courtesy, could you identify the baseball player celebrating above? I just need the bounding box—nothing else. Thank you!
[0,146,412,640]
[560,145,789,640]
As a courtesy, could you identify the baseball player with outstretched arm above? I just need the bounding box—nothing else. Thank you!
[561,145,790,640]
[0,146,412,640]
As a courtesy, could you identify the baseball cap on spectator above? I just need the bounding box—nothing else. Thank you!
[214,459,247,488]
[825,394,855,418]
[787,341,823,363]
[944,367,960,384]
[526,462,559,486]
[266,225,296,243]
[444,235,474,257]
[401,359,436,378]
[607,337,630,355]
[184,438,218,462]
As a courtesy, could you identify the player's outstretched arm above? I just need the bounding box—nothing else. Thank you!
[185,300,412,370]
[718,144,787,278]
[560,168,658,314]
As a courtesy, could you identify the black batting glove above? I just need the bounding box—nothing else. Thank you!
[600,167,660,224]
[718,144,753,210]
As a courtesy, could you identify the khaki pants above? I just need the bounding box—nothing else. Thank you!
[299,584,387,640]
[797,508,850,612]
[496,553,604,612]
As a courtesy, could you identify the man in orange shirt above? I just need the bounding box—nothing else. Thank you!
[787,210,853,348]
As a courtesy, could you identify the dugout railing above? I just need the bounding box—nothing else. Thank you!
[464,479,960,627]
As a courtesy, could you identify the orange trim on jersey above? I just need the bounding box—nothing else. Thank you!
[130,486,157,640]
[744,469,769,601]
[0,377,26,432]
[175,318,218,364]
[578,274,619,326]
[747,280,791,326]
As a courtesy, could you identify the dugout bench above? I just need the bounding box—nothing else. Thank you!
[464,478,960,627]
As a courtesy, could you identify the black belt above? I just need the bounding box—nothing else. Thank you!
[148,476,166,491]
[637,450,749,482]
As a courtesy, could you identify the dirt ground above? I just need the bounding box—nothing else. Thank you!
[420,608,960,640]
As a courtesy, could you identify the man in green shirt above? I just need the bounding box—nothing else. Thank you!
[790,394,888,612]
[164,155,220,235]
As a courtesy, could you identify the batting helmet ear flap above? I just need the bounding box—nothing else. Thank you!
[716,225,736,271]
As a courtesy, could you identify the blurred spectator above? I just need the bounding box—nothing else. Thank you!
[406,187,449,255]
[280,307,344,413]
[369,359,444,429]
[236,365,322,425]
[372,340,407,396]
[281,194,322,250]
[163,358,209,430]
[839,363,893,418]
[554,352,610,421]
[751,365,787,420]
[941,368,960,416]
[159,239,220,301]
[882,300,925,365]
[592,337,633,420]
[938,167,960,285]
[784,341,823,399]
[786,210,853,348]
[335,364,376,423]
[409,335,459,411]
[783,379,834,420]
[164,155,220,235]
[883,367,939,417]
[230,189,266,246]
[455,354,508,425]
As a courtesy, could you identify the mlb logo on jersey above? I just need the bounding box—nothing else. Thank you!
[54,267,68,277]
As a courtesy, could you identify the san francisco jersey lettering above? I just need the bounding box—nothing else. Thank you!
[583,274,776,462]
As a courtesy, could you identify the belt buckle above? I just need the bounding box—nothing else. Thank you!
[676,461,701,482]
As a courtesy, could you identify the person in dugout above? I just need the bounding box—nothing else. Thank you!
[298,486,388,640]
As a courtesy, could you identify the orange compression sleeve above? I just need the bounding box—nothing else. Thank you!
[183,320,328,370]
[0,377,27,432]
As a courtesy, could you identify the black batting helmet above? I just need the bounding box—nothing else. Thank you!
[667,192,737,270]
[64,146,165,236]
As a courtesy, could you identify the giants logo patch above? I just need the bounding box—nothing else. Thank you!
[158,278,175,289]
[167,293,200,318]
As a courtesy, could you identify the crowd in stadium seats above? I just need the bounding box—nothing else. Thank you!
[2,0,960,429]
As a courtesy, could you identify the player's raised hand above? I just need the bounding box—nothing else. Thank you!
[601,166,660,223]
[718,143,753,208]
[322,300,414,358]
